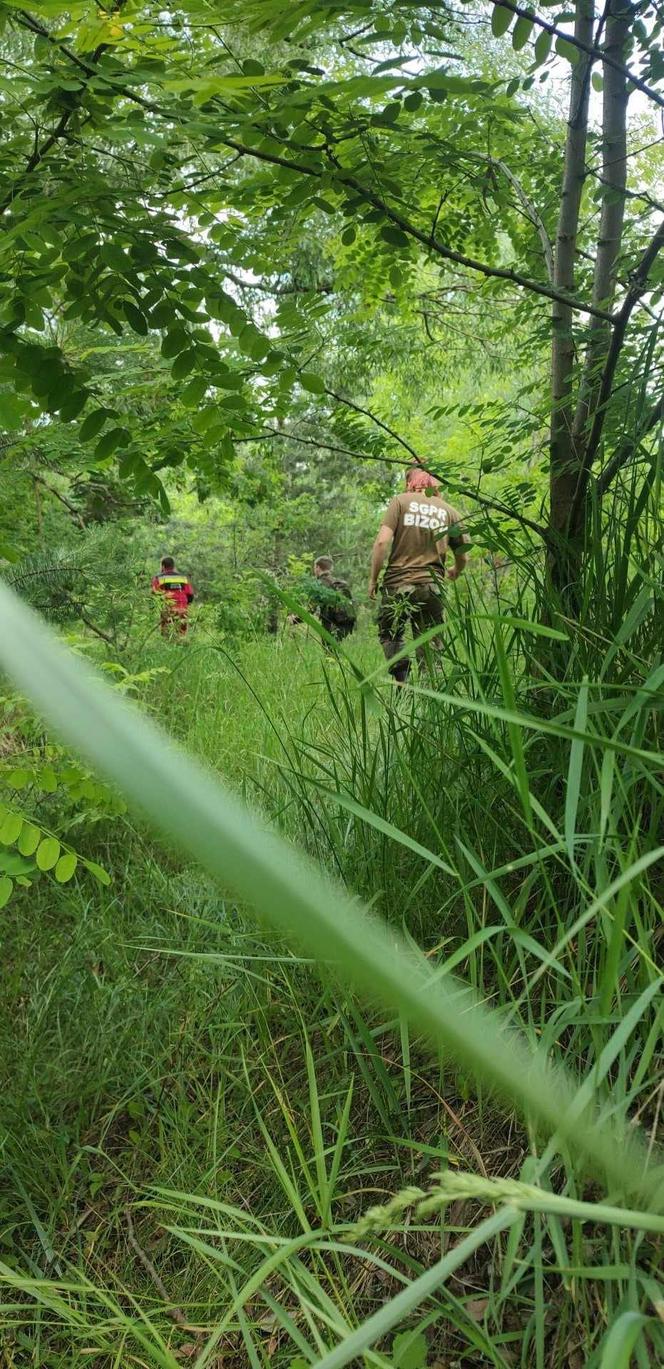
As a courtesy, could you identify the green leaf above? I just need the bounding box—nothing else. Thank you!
[36,837,60,872]
[192,409,217,434]
[100,243,130,272]
[392,1330,428,1369]
[471,614,568,641]
[17,823,40,857]
[215,371,244,391]
[300,372,326,394]
[238,325,268,361]
[123,301,149,335]
[181,376,207,407]
[534,29,552,65]
[380,225,410,249]
[79,408,111,442]
[166,71,285,95]
[565,678,588,865]
[161,328,189,359]
[555,35,580,64]
[95,427,129,460]
[54,852,77,883]
[0,814,22,845]
[59,390,89,422]
[40,766,57,793]
[512,14,533,50]
[149,301,176,328]
[171,349,197,380]
[205,293,238,324]
[312,785,454,875]
[491,3,514,38]
[84,859,111,887]
[599,1312,648,1369]
[7,768,29,789]
[318,1212,514,1369]
[493,621,531,823]
[0,875,13,909]
[0,849,33,877]
[592,71,604,92]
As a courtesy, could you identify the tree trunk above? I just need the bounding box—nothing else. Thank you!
[548,0,595,602]
[569,0,632,533]
[266,524,282,634]
[34,477,43,543]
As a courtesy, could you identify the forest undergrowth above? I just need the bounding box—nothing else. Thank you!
[1,0,663,1360]
[0,559,662,1369]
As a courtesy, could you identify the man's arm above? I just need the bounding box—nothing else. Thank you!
[446,529,470,582]
[368,525,393,598]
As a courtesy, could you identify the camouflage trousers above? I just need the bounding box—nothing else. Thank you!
[320,612,355,642]
[377,579,444,683]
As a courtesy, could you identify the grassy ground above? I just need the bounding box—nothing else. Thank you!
[0,600,662,1368]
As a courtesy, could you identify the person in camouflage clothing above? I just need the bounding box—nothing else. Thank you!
[290,555,356,641]
[311,556,356,640]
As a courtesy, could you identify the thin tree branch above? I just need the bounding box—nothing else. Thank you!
[581,215,664,473]
[485,158,554,282]
[216,134,615,322]
[548,0,594,548]
[572,0,631,452]
[13,6,156,116]
[11,8,625,325]
[590,172,664,219]
[224,268,333,296]
[489,1,664,110]
[76,608,116,646]
[124,1205,187,1327]
[596,395,664,497]
[248,427,549,540]
[322,388,421,463]
[32,475,86,530]
[0,108,72,216]
[2,6,126,217]
[329,157,616,322]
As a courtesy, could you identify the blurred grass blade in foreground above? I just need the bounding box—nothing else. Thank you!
[0,583,660,1208]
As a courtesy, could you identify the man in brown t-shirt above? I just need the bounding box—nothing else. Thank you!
[368,465,469,682]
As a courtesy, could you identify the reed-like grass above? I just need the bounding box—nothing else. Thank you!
[0,479,662,1368]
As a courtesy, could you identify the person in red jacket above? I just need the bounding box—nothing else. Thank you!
[151,556,194,637]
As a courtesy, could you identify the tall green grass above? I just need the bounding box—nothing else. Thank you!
[0,504,662,1368]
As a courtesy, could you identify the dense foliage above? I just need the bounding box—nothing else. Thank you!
[2,0,662,590]
[0,2,662,1368]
